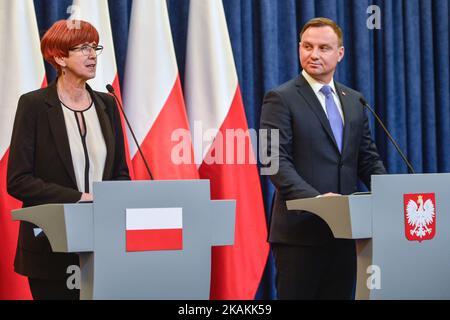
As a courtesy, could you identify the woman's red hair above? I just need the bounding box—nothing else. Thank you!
[41,20,99,75]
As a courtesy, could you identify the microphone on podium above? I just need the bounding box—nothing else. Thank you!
[106,84,154,180]
[359,97,415,174]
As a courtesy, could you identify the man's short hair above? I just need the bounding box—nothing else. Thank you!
[300,17,344,47]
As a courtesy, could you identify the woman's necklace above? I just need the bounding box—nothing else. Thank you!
[57,86,92,111]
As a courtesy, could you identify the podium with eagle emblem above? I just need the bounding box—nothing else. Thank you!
[287,173,450,299]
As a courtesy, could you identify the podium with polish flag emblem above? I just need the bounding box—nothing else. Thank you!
[286,173,450,299]
[11,180,235,300]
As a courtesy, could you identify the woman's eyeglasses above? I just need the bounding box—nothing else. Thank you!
[69,44,104,56]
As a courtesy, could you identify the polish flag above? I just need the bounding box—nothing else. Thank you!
[0,0,44,300]
[123,0,198,180]
[71,0,134,178]
[126,208,183,252]
[185,0,269,299]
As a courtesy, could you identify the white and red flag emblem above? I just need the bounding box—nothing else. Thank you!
[126,208,183,252]
[404,193,436,242]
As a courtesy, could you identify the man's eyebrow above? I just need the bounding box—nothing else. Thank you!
[301,41,332,46]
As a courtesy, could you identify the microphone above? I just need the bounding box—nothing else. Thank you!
[359,97,415,174]
[106,84,154,180]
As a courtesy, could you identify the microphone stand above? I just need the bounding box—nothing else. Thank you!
[360,97,415,174]
[106,84,154,180]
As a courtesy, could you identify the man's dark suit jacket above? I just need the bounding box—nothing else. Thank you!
[7,80,130,280]
[261,75,386,246]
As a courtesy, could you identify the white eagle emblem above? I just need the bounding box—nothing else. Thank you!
[406,195,435,238]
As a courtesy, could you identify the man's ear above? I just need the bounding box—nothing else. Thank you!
[337,46,345,62]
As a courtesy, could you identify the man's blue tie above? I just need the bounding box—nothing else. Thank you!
[320,85,343,152]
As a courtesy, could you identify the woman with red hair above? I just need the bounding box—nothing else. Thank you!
[7,20,130,300]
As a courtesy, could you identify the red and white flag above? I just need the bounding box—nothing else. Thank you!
[185,0,269,299]
[123,0,198,180]
[0,0,45,300]
[126,208,183,252]
[71,0,134,178]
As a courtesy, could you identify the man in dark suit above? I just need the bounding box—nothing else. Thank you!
[260,17,386,299]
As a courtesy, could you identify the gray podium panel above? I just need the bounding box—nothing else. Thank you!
[12,180,236,300]
[371,173,450,299]
[12,203,93,253]
[88,180,235,300]
[286,195,372,239]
